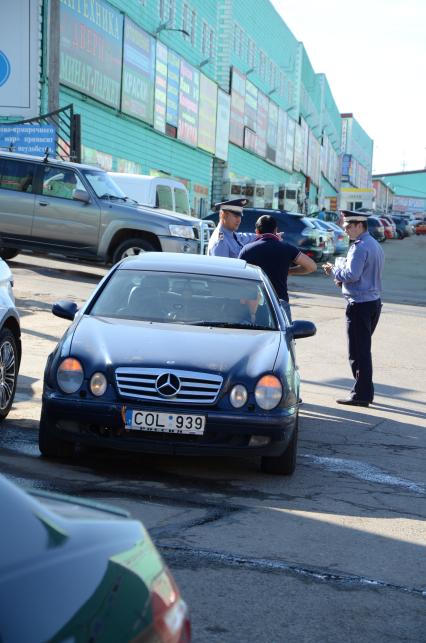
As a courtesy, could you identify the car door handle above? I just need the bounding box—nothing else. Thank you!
[39,201,48,206]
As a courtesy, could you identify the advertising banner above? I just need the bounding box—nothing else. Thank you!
[178,60,199,147]
[0,124,56,156]
[0,0,40,117]
[244,80,258,132]
[229,68,246,147]
[166,49,180,128]
[301,117,309,176]
[198,73,217,154]
[154,41,168,132]
[255,91,268,158]
[266,100,278,163]
[121,18,155,124]
[293,123,303,172]
[275,108,287,170]
[284,117,295,172]
[215,90,231,161]
[59,0,123,109]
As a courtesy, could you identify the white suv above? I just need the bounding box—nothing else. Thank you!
[0,259,21,420]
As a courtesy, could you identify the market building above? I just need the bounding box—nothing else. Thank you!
[0,0,366,217]
[372,170,426,218]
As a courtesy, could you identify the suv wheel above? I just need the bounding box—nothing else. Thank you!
[0,328,19,420]
[0,248,19,260]
[112,238,157,264]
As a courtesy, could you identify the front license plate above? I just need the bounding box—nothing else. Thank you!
[125,409,205,435]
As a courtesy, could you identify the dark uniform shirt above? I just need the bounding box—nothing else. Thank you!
[238,234,301,301]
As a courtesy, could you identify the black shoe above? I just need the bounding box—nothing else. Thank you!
[336,398,370,407]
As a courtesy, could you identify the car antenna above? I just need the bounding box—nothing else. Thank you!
[8,143,14,152]
[43,147,49,163]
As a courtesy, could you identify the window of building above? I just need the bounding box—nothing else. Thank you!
[182,3,195,43]
[160,0,175,27]
[247,38,256,68]
[259,51,266,80]
[233,24,243,58]
[202,21,214,58]
[190,9,196,46]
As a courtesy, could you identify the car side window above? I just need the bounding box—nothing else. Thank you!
[156,185,174,210]
[42,167,83,200]
[174,188,189,215]
[0,159,35,193]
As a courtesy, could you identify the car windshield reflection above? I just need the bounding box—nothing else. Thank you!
[89,269,277,329]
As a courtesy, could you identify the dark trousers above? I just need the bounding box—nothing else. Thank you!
[345,299,382,402]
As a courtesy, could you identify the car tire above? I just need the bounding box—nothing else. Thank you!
[0,328,19,421]
[0,248,19,260]
[112,238,157,264]
[260,414,298,475]
[38,407,74,458]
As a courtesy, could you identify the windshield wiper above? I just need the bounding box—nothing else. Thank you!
[190,321,273,330]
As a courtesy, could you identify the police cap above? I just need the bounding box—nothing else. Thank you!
[340,209,370,224]
[214,198,248,216]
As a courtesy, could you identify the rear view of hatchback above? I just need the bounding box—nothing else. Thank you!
[367,216,386,242]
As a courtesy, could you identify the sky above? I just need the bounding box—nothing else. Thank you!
[270,0,426,175]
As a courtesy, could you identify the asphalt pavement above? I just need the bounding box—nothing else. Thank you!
[1,235,425,642]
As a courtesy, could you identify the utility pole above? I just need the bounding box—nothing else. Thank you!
[47,0,60,113]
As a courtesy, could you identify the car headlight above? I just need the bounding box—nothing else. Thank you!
[230,384,248,408]
[90,372,107,396]
[169,224,195,239]
[57,358,84,394]
[255,375,282,410]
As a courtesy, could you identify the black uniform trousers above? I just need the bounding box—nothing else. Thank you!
[345,299,382,402]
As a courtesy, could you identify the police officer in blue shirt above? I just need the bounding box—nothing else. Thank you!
[207,198,256,258]
[323,210,385,407]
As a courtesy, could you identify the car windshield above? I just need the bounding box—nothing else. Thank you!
[81,170,127,199]
[89,269,278,329]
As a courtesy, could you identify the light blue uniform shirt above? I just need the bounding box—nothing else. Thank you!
[207,223,255,258]
[332,232,384,303]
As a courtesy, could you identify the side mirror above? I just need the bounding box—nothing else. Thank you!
[73,189,90,204]
[52,300,78,321]
[289,320,316,339]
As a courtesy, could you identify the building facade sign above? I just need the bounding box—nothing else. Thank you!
[229,67,246,147]
[154,41,167,133]
[0,124,56,156]
[166,49,180,128]
[178,60,199,147]
[215,89,231,161]
[59,0,123,109]
[0,0,40,117]
[121,19,155,124]
[198,73,217,154]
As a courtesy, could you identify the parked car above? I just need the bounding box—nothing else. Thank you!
[389,215,412,239]
[313,219,349,255]
[0,258,21,420]
[379,217,396,240]
[367,216,386,242]
[39,252,316,475]
[0,474,191,642]
[109,172,191,215]
[205,208,327,262]
[308,219,336,261]
[415,220,426,235]
[0,151,202,263]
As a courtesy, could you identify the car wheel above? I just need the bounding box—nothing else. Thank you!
[38,407,74,458]
[112,238,157,264]
[0,248,19,260]
[0,328,19,421]
[260,414,298,475]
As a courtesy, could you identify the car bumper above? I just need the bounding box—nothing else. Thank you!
[42,393,298,457]
[159,236,199,254]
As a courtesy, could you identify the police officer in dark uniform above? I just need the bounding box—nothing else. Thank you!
[207,198,255,258]
[323,210,385,407]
